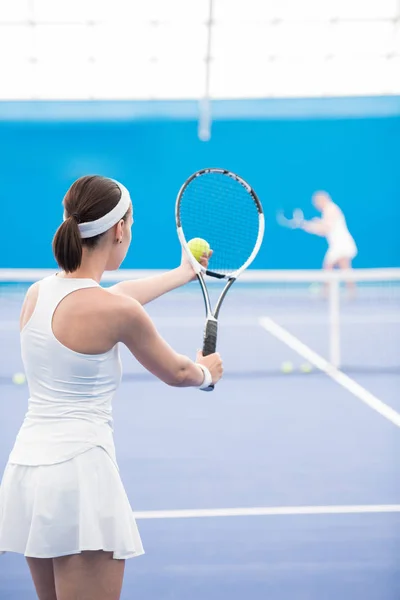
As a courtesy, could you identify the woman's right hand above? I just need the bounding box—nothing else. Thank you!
[196,350,223,385]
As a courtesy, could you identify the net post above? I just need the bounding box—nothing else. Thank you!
[329,276,341,368]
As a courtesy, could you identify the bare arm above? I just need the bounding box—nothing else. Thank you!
[301,205,338,237]
[115,295,222,387]
[109,267,192,306]
[20,282,40,331]
[108,250,211,305]
[301,218,329,236]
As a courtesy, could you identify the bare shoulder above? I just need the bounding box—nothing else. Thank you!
[101,287,151,344]
[57,285,143,324]
[101,286,141,311]
[326,202,340,215]
[324,202,341,221]
[100,287,146,327]
[20,282,40,330]
[26,281,40,301]
[51,286,147,351]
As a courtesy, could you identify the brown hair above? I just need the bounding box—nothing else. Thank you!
[52,175,130,273]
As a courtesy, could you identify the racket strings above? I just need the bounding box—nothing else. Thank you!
[179,172,260,275]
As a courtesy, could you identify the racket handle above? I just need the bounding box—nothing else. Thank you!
[201,319,218,392]
[203,318,218,356]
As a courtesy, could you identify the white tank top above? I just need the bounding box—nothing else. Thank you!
[326,204,356,250]
[8,275,122,467]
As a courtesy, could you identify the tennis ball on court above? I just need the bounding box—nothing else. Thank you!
[300,363,313,374]
[187,238,210,262]
[12,372,26,385]
[280,361,293,374]
[309,283,321,295]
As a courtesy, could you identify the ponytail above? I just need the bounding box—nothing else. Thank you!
[52,175,130,274]
[52,216,83,273]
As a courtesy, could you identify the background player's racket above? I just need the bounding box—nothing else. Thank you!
[276,208,304,229]
[175,168,264,391]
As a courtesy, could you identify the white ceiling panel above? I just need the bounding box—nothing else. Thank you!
[33,0,98,23]
[32,62,92,99]
[0,0,31,23]
[32,25,91,62]
[331,22,396,56]
[0,25,33,60]
[332,0,399,20]
[212,24,274,59]
[0,0,398,100]
[0,61,35,99]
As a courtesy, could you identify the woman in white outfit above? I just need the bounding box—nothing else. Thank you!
[301,190,358,271]
[0,175,223,600]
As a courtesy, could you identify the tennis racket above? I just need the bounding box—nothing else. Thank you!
[276,208,304,229]
[175,168,264,391]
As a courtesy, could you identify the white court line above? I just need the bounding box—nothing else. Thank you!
[133,504,400,520]
[259,317,400,428]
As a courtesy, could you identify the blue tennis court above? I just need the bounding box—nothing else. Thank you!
[1,277,399,600]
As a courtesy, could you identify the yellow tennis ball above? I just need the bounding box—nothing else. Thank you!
[281,361,293,374]
[187,238,210,262]
[12,372,26,385]
[300,363,313,373]
[309,283,321,295]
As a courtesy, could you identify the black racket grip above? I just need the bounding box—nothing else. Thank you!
[201,319,218,392]
[203,319,218,356]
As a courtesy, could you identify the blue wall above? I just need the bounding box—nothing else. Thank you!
[0,98,399,270]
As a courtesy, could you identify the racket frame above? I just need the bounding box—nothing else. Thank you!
[176,168,265,281]
[175,168,264,391]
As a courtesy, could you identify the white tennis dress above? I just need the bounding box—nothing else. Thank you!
[324,203,358,265]
[0,275,144,559]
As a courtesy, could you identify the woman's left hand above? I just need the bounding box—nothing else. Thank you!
[179,248,213,282]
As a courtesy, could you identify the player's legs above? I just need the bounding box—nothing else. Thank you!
[323,249,356,295]
[26,558,57,600]
[53,551,125,600]
[322,252,335,297]
[337,257,352,269]
[337,256,356,295]
[322,247,335,270]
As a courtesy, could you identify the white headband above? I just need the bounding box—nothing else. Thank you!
[64,179,131,239]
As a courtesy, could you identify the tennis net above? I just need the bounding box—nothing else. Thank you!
[0,267,399,382]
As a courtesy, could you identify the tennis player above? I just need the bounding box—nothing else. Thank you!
[0,175,223,600]
[301,190,358,272]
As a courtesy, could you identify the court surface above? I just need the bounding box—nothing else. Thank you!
[0,281,399,600]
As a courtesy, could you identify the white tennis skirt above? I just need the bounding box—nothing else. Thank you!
[324,240,358,266]
[0,446,144,560]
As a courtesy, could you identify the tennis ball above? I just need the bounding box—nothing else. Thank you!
[280,361,293,374]
[300,363,313,373]
[309,283,321,295]
[12,372,26,385]
[187,238,210,262]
